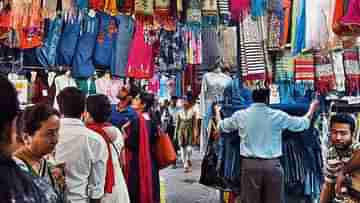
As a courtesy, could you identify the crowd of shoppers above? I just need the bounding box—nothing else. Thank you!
[1,73,360,203]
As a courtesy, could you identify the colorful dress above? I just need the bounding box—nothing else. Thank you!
[175,108,196,147]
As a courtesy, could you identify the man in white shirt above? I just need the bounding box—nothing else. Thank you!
[55,87,108,203]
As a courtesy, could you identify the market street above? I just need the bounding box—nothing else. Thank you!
[161,148,220,203]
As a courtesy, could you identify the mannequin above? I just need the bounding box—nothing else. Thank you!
[75,76,97,97]
[199,58,232,154]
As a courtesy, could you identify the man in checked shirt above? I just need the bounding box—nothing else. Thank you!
[320,114,360,203]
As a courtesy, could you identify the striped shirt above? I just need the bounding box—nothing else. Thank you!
[324,143,360,183]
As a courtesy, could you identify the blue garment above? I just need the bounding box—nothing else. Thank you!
[251,0,267,17]
[57,20,81,66]
[219,103,310,159]
[111,15,135,77]
[293,0,306,55]
[175,72,182,97]
[94,12,114,67]
[279,82,295,104]
[159,76,168,99]
[110,105,137,128]
[72,14,98,78]
[37,17,63,67]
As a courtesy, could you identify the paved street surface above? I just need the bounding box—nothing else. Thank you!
[160,148,220,203]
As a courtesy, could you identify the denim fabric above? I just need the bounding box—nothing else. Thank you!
[111,15,135,77]
[57,20,81,66]
[37,17,63,67]
[281,127,323,199]
[72,15,98,78]
[94,12,114,67]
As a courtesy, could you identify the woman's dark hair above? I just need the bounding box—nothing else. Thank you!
[330,113,356,134]
[57,87,85,118]
[86,94,112,123]
[252,88,270,104]
[140,92,155,113]
[0,75,19,144]
[24,104,60,136]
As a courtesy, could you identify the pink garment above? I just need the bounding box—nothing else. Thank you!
[230,0,250,21]
[147,74,160,94]
[95,78,123,104]
[341,0,360,25]
[126,21,155,79]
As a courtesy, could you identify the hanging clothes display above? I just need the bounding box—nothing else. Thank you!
[230,0,250,22]
[57,16,81,66]
[36,16,63,67]
[126,21,155,79]
[201,27,220,69]
[332,50,346,92]
[239,14,267,81]
[341,0,360,29]
[72,12,99,78]
[201,0,218,27]
[275,50,294,83]
[94,12,117,67]
[313,50,336,94]
[281,0,291,46]
[217,0,230,24]
[218,26,238,69]
[158,25,186,72]
[294,53,315,93]
[343,48,360,95]
[182,25,202,65]
[111,15,135,77]
[291,0,305,55]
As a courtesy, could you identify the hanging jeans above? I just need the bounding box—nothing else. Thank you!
[240,158,284,203]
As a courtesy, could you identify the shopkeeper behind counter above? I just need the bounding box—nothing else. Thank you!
[214,88,319,203]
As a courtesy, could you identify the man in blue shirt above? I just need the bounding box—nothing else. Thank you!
[215,88,319,203]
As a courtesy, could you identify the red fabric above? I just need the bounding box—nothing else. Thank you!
[137,112,154,203]
[341,0,360,26]
[183,64,200,97]
[119,0,134,13]
[294,56,315,81]
[126,21,155,79]
[230,0,250,22]
[87,123,115,194]
[281,0,291,46]
[332,0,352,35]
[90,0,105,10]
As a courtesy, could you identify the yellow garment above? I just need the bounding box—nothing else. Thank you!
[104,0,118,16]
